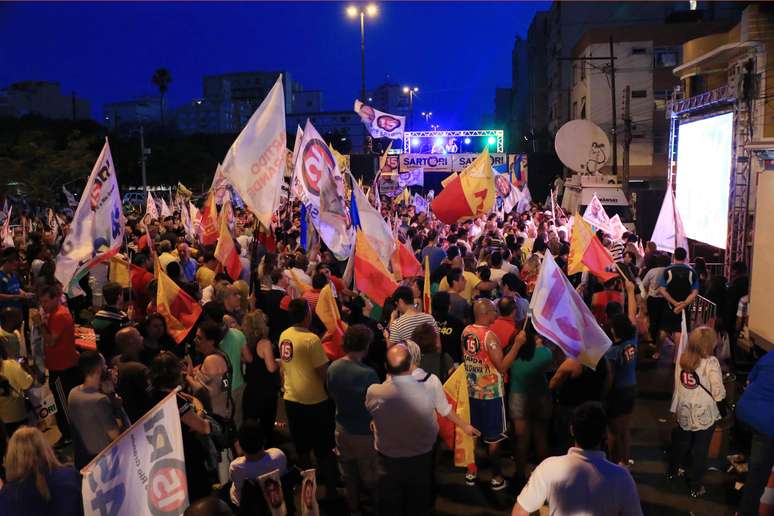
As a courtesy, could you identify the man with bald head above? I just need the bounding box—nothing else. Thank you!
[366,343,438,515]
[462,299,522,490]
[114,326,151,422]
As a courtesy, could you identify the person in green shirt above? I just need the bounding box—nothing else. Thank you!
[508,324,553,486]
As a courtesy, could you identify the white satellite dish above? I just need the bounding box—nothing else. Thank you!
[555,120,611,174]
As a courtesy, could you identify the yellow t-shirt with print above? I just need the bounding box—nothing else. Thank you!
[279,326,329,405]
[438,270,481,303]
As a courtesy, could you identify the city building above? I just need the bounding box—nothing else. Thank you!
[0,81,90,120]
[669,3,774,272]
[520,1,744,153]
[103,96,162,131]
[569,19,736,182]
[508,36,529,153]
[367,83,410,118]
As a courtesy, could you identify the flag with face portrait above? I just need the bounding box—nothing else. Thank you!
[55,140,125,296]
[397,167,423,188]
[354,99,405,140]
[292,119,353,260]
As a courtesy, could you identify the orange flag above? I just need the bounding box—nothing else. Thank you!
[214,203,242,281]
[315,283,347,361]
[568,214,617,282]
[199,192,219,246]
[423,255,432,314]
[354,230,398,307]
[156,258,202,344]
[391,239,422,281]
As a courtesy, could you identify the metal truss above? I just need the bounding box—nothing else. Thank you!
[402,130,504,153]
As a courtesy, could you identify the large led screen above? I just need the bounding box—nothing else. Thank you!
[675,112,734,249]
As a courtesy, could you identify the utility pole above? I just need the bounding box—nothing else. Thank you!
[622,85,632,196]
[609,36,618,176]
[140,126,148,193]
[558,41,618,174]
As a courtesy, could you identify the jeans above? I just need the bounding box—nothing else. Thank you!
[375,451,434,516]
[670,424,715,488]
[739,431,774,515]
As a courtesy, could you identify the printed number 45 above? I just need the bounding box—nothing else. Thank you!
[88,447,126,516]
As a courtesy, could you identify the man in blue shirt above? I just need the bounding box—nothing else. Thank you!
[656,247,699,359]
[421,230,446,275]
[736,350,774,515]
[0,248,30,311]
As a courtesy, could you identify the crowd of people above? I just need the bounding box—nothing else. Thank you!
[0,189,769,516]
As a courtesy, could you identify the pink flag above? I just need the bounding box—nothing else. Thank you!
[529,252,611,369]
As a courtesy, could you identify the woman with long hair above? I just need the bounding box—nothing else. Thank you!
[241,309,279,446]
[669,326,726,498]
[0,426,82,516]
[139,312,177,364]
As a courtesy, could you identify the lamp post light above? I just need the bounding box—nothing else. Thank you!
[421,111,433,125]
[403,85,419,129]
[347,4,378,104]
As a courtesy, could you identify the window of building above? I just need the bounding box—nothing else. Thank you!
[631,89,647,98]
[572,101,578,119]
[572,64,577,86]
[580,96,587,119]
[580,61,586,81]
[632,47,647,55]
[654,48,679,68]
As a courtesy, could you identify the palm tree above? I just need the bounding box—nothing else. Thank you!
[151,68,172,126]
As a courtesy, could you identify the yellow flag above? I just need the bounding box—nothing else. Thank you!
[379,141,393,172]
[459,148,496,216]
[568,213,593,276]
[108,255,131,288]
[441,172,458,188]
[442,366,476,468]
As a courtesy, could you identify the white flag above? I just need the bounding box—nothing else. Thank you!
[146,192,159,221]
[159,197,172,218]
[529,252,611,369]
[292,119,353,260]
[210,163,229,205]
[188,201,201,238]
[582,193,611,233]
[222,75,286,228]
[62,185,78,207]
[81,390,189,516]
[1,206,12,248]
[181,202,194,241]
[354,99,405,140]
[397,168,424,188]
[516,185,532,213]
[47,208,59,239]
[651,188,689,257]
[413,193,429,214]
[351,176,395,267]
[55,140,125,296]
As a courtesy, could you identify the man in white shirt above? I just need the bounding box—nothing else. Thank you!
[513,402,643,516]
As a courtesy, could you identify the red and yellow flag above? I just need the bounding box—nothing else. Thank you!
[430,149,495,224]
[423,255,432,314]
[568,214,617,282]
[391,239,422,281]
[438,365,475,469]
[354,230,398,307]
[316,283,347,361]
[155,258,202,344]
[214,203,242,281]
[199,191,219,246]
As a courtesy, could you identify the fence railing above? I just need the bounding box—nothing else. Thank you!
[689,295,717,328]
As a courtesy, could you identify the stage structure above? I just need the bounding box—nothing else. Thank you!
[403,129,504,154]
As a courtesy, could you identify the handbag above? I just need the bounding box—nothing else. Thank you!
[692,371,729,418]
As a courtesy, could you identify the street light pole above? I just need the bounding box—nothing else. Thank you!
[360,11,366,104]
[140,125,148,193]
[403,85,419,130]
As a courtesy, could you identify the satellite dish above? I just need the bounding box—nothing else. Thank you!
[555,120,611,174]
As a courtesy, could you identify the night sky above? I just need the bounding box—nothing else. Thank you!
[0,1,548,129]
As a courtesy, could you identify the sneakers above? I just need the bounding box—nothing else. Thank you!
[490,477,507,491]
[464,471,477,486]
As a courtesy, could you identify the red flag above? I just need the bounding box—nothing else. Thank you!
[199,192,219,246]
[390,239,421,280]
[214,206,242,281]
[354,230,398,307]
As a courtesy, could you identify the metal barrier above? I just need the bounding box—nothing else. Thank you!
[689,295,717,328]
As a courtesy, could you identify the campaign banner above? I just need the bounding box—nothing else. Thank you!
[397,167,424,188]
[452,153,506,172]
[509,154,528,187]
[399,153,452,173]
[81,390,188,516]
[354,100,405,140]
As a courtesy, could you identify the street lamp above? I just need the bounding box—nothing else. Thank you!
[347,4,378,104]
[421,111,433,124]
[403,85,419,129]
